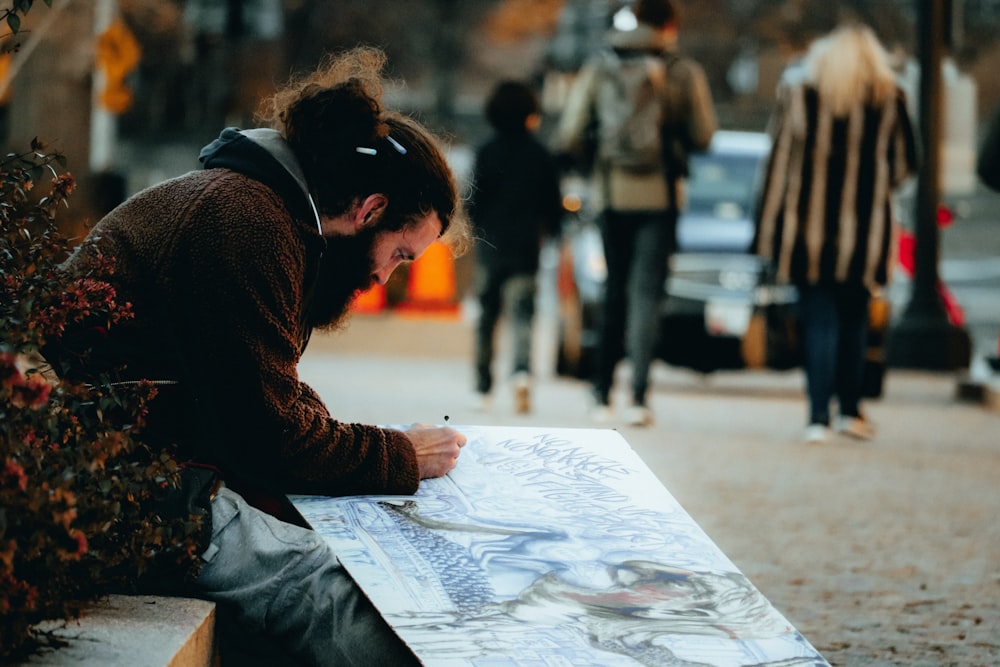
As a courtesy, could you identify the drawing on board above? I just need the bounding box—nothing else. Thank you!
[292,426,828,667]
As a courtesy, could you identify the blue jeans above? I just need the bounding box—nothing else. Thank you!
[193,487,418,666]
[474,266,536,394]
[593,209,674,406]
[798,283,870,426]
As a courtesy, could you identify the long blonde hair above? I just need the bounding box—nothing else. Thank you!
[806,23,898,117]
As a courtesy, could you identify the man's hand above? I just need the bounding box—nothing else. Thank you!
[405,425,467,479]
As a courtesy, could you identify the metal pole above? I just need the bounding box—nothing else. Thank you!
[913,0,945,309]
[888,0,970,370]
[90,0,116,173]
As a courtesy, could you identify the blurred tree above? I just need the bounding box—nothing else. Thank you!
[6,0,996,182]
[281,0,500,133]
[483,0,562,41]
[5,2,98,235]
[117,0,190,136]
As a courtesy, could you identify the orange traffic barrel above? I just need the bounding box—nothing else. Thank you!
[396,241,458,314]
[351,283,387,314]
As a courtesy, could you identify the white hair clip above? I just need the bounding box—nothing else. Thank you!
[386,136,407,155]
[355,146,377,155]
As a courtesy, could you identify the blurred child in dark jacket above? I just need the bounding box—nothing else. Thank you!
[468,80,564,413]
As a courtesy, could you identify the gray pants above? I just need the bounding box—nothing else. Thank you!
[474,266,537,394]
[193,487,419,666]
[594,209,674,406]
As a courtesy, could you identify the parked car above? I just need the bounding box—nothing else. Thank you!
[555,130,888,397]
[659,130,777,372]
[556,130,770,376]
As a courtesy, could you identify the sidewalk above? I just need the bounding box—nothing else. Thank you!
[303,313,1000,666]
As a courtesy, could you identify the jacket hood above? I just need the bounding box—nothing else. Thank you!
[199,127,321,234]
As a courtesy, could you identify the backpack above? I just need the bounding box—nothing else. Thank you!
[592,49,673,174]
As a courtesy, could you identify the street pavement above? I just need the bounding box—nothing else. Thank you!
[300,312,999,667]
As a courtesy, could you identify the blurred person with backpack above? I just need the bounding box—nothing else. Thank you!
[554,0,716,426]
[752,23,918,444]
[468,81,564,414]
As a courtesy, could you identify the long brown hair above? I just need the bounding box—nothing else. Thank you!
[256,47,470,255]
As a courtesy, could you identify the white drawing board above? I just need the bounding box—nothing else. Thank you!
[291,425,828,666]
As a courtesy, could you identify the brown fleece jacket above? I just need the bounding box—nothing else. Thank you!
[53,167,419,509]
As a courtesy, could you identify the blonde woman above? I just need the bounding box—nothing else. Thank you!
[753,23,918,443]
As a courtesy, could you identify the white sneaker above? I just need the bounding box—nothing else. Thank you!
[624,405,654,427]
[590,404,614,424]
[472,393,492,412]
[512,376,531,415]
[805,424,828,444]
[835,416,875,440]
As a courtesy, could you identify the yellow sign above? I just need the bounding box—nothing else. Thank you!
[0,54,11,105]
[95,17,141,114]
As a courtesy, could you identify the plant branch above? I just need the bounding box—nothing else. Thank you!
[0,0,71,101]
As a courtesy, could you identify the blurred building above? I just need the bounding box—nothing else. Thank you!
[3,0,998,212]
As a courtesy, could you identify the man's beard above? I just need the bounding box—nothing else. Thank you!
[306,226,378,331]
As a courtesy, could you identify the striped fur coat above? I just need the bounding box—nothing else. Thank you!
[753,81,918,289]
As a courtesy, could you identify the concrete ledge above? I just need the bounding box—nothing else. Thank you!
[19,595,217,667]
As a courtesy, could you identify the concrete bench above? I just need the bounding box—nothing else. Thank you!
[17,595,216,667]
